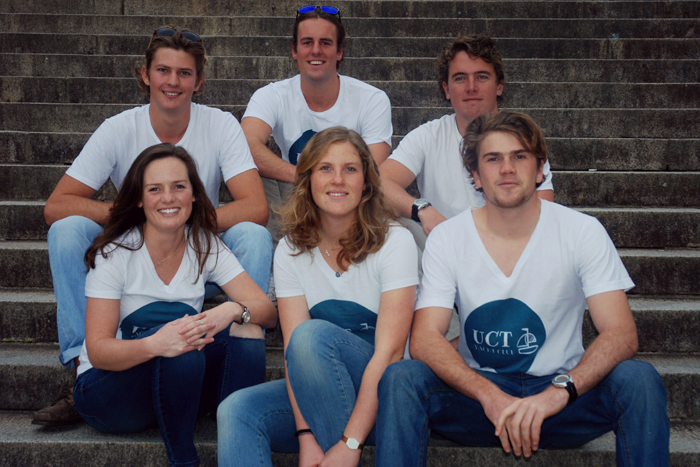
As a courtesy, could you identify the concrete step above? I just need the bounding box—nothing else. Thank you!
[3,14,699,39]
[0,343,696,419]
[4,164,700,208]
[3,196,699,249]
[0,411,697,466]
[3,104,700,138]
[3,34,699,60]
[3,54,698,83]
[0,343,284,411]
[2,0,698,18]
[3,286,698,354]
[4,77,700,109]
[4,131,699,172]
[1,241,698,294]
[0,288,283,346]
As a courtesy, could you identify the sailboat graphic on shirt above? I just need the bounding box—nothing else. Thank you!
[517,328,539,355]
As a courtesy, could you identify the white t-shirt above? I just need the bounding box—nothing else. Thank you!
[417,200,634,376]
[274,225,419,345]
[243,74,392,165]
[389,113,554,219]
[66,103,256,207]
[77,229,244,375]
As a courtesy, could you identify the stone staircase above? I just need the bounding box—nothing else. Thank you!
[1,0,699,465]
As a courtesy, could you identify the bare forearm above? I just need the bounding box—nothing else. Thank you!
[381,177,417,218]
[249,140,296,183]
[569,329,637,395]
[87,335,158,372]
[44,194,112,226]
[215,199,268,231]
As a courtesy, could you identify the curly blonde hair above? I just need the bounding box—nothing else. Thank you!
[279,127,396,270]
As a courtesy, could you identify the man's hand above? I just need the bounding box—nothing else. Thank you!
[417,206,447,236]
[319,440,362,467]
[494,387,568,457]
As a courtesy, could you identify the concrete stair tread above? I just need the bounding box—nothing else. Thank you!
[0,411,697,466]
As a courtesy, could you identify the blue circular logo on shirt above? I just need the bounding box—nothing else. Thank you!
[464,298,546,373]
[289,129,317,166]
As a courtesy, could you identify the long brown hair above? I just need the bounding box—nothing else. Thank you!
[279,127,396,270]
[85,144,219,277]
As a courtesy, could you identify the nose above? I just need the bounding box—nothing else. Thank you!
[466,75,477,92]
[311,41,322,55]
[500,157,516,174]
[162,187,175,202]
[166,70,179,86]
[331,169,344,184]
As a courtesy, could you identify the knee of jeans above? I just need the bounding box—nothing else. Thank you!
[609,360,667,400]
[48,216,100,252]
[286,320,335,363]
[160,349,206,375]
[217,387,259,430]
[378,360,421,400]
[221,222,272,252]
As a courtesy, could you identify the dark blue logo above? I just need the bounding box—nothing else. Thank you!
[289,129,317,165]
[309,299,377,345]
[120,301,198,340]
[464,298,546,373]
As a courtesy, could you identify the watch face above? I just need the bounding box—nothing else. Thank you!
[346,438,360,450]
[415,198,429,209]
[242,309,251,323]
[553,374,571,386]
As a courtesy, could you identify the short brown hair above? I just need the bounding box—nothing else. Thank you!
[135,25,208,99]
[291,9,346,70]
[279,127,395,270]
[437,34,505,102]
[462,111,547,192]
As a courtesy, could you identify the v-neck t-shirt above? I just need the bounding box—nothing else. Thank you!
[416,200,634,376]
[77,229,244,375]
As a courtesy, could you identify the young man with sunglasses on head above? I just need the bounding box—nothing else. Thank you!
[242,5,393,242]
[380,34,555,345]
[375,111,669,467]
[36,25,272,426]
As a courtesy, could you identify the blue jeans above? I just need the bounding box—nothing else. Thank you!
[48,215,273,368]
[217,320,376,467]
[375,359,670,467]
[74,328,266,467]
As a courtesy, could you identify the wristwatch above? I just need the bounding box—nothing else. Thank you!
[232,302,250,325]
[411,198,432,223]
[552,374,578,405]
[341,435,363,450]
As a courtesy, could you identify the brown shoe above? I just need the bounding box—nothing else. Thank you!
[32,387,83,426]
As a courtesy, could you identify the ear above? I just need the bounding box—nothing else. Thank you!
[291,43,298,61]
[472,169,483,190]
[442,81,451,101]
[536,160,544,185]
[496,81,504,97]
[336,47,344,62]
[141,65,150,86]
[137,200,143,208]
[194,74,204,92]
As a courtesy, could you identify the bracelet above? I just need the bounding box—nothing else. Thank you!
[295,428,313,437]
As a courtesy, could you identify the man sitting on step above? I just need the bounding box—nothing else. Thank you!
[241,5,393,243]
[380,34,554,345]
[35,25,272,426]
[375,111,670,467]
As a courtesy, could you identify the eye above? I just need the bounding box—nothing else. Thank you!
[180,71,191,76]
[176,183,186,189]
[345,166,357,172]
[156,67,167,73]
[147,187,159,192]
[477,74,489,81]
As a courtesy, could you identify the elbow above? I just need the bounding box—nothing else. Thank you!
[263,304,278,330]
[44,200,59,226]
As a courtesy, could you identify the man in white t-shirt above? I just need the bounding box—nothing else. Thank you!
[35,26,272,426]
[381,34,554,344]
[375,111,669,467]
[241,5,393,241]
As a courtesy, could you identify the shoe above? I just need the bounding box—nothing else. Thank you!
[32,387,83,426]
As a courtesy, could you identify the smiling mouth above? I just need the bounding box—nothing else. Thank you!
[158,208,180,214]
[309,60,324,65]
[163,91,181,97]
[327,192,347,197]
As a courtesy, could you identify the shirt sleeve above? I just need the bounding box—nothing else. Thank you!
[537,159,554,192]
[576,217,635,297]
[415,226,459,310]
[273,237,305,298]
[242,83,280,133]
[206,239,245,287]
[85,247,125,300]
[65,119,120,191]
[216,111,258,183]
[387,124,427,177]
[377,227,420,292]
[358,89,393,147]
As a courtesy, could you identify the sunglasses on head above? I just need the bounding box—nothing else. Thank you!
[296,5,341,21]
[154,27,201,43]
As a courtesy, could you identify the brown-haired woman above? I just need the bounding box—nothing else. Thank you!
[217,127,418,467]
[73,143,276,467]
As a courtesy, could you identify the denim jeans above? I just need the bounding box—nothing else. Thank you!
[217,320,376,467]
[48,215,273,368]
[74,328,266,467]
[375,359,670,467]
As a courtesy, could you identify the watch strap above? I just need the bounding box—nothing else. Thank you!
[341,435,364,450]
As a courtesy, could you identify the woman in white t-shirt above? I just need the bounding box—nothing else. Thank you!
[72,143,277,467]
[217,127,418,467]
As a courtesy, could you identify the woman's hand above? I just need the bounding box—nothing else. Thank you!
[319,439,362,467]
[298,433,325,467]
[166,312,215,352]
